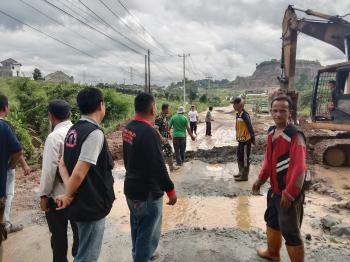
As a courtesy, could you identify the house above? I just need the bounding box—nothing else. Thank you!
[0,58,22,77]
[45,71,74,83]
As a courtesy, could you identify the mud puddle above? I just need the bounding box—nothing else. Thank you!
[4,157,350,261]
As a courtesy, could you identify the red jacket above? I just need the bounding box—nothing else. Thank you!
[259,124,306,201]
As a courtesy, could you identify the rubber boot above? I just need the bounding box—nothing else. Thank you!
[235,165,249,181]
[257,226,282,261]
[286,244,304,262]
[233,161,243,178]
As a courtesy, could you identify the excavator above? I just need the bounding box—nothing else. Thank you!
[280,5,350,166]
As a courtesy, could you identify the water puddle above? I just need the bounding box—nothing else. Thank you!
[163,195,267,231]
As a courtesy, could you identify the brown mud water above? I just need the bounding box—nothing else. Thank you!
[4,158,350,262]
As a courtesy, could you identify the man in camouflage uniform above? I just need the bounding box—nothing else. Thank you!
[155,103,178,172]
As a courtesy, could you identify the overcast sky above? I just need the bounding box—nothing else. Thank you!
[0,0,349,85]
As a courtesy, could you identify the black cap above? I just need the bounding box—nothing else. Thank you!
[48,99,71,120]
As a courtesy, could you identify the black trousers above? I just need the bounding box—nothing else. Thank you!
[265,189,304,246]
[237,141,251,167]
[205,122,211,136]
[45,209,79,262]
[173,137,186,165]
[190,122,197,134]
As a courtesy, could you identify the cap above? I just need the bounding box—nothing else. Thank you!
[177,106,186,114]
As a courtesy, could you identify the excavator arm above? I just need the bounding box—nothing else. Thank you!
[279,5,350,122]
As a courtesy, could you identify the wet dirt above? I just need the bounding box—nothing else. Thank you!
[4,107,350,261]
[5,161,350,261]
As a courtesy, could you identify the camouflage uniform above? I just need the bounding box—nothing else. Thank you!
[155,113,173,157]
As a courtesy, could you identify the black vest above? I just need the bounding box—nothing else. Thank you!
[64,120,115,222]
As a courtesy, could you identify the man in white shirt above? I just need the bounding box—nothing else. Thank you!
[39,100,79,262]
[188,105,199,135]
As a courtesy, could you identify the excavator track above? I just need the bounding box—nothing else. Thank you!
[312,138,350,166]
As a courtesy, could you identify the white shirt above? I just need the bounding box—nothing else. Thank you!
[39,120,72,198]
[188,110,199,122]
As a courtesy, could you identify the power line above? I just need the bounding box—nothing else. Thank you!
[57,0,98,26]
[151,61,179,84]
[96,0,162,52]
[116,0,176,56]
[0,8,135,78]
[75,1,179,84]
[189,56,206,77]
[77,0,147,53]
[18,0,111,56]
[53,0,145,75]
[42,0,144,55]
[66,0,107,26]
[187,57,202,79]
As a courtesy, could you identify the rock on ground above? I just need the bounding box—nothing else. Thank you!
[321,215,341,229]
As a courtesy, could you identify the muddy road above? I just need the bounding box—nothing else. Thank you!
[3,106,350,261]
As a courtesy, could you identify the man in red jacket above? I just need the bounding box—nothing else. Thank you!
[252,96,306,262]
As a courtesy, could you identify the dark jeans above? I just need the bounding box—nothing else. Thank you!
[126,195,163,262]
[205,122,211,136]
[237,141,251,167]
[190,122,197,135]
[264,189,304,246]
[173,137,186,165]
[45,209,79,262]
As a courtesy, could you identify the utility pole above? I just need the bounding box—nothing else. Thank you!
[145,54,148,92]
[178,53,190,106]
[147,49,151,93]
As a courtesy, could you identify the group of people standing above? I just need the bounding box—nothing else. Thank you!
[0,87,307,262]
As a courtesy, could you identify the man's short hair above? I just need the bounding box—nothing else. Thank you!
[135,93,155,114]
[232,97,242,105]
[270,95,293,110]
[209,106,213,110]
[48,99,71,120]
[0,94,8,111]
[328,80,336,85]
[276,88,287,94]
[161,103,169,111]
[77,87,104,115]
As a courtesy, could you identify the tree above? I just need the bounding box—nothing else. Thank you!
[208,96,222,106]
[199,94,208,103]
[296,73,310,91]
[187,80,198,103]
[32,68,43,80]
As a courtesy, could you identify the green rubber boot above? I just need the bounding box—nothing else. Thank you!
[233,161,244,178]
[235,165,249,182]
